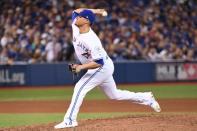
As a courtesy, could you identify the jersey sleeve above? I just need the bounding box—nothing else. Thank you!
[71,11,79,37]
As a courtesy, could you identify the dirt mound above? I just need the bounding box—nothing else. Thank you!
[2,114,197,131]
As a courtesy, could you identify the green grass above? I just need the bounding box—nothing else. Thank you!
[0,85,197,101]
[0,113,134,128]
[0,88,74,101]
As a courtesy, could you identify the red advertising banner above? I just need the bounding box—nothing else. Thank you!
[156,63,197,81]
[178,63,197,80]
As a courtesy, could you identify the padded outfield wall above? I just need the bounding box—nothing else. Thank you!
[0,62,196,86]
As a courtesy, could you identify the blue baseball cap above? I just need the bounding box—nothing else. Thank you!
[78,10,95,25]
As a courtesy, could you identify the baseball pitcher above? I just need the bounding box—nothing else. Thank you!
[54,8,161,129]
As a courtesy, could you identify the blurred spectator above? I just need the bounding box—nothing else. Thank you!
[0,0,196,64]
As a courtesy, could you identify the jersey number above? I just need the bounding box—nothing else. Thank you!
[81,50,91,59]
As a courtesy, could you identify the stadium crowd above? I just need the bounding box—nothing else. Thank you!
[0,0,196,64]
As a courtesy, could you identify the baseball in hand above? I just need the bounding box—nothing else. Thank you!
[102,11,108,16]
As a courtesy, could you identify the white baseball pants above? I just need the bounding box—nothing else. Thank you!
[64,58,153,122]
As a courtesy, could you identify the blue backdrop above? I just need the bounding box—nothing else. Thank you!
[0,61,196,86]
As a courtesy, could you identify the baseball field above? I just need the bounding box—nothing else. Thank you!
[0,82,197,131]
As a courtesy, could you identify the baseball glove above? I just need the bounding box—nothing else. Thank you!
[68,64,76,73]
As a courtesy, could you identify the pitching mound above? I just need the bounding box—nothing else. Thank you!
[2,114,197,131]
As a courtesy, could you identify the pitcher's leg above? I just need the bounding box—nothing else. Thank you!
[63,81,88,123]
[100,76,155,105]
[63,67,103,123]
[54,67,105,129]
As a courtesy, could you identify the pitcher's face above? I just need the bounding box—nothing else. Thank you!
[75,16,90,27]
